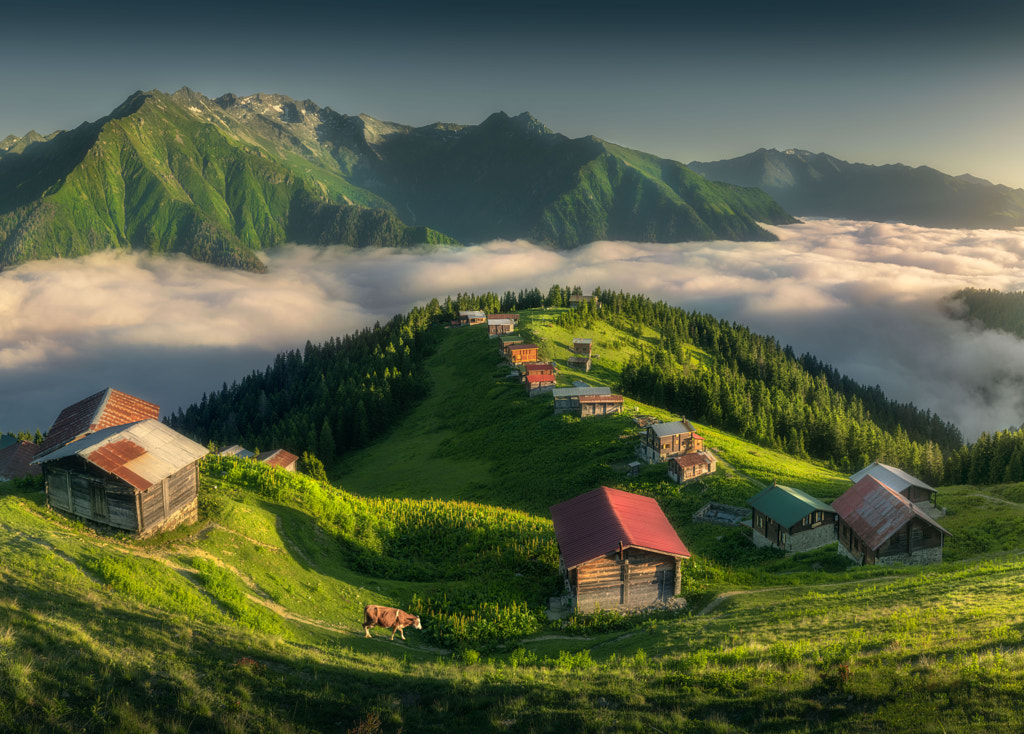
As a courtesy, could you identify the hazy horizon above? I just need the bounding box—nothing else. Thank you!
[3,1,1024,189]
[3,219,1023,444]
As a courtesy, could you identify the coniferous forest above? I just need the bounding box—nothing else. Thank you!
[168,287,963,487]
[945,287,1024,339]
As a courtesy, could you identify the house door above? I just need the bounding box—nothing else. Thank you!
[90,482,108,520]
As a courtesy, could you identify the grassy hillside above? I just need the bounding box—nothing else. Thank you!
[6,309,1024,731]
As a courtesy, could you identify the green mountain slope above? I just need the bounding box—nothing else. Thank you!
[0,89,796,271]
[7,296,1024,729]
[0,91,456,271]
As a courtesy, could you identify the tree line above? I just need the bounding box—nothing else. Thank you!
[597,291,961,485]
[168,286,965,486]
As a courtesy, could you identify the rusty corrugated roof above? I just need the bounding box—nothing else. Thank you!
[550,486,690,570]
[579,394,623,404]
[671,452,715,470]
[0,440,42,480]
[832,476,949,550]
[256,449,299,469]
[524,362,556,372]
[33,420,207,491]
[39,388,159,454]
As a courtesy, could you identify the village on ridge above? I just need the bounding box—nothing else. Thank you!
[0,299,951,621]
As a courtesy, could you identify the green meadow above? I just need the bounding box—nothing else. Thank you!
[4,311,1024,732]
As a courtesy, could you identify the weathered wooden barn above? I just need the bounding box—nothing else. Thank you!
[850,462,939,514]
[637,419,704,464]
[550,486,690,612]
[748,482,836,553]
[578,394,624,417]
[832,475,950,566]
[487,318,515,337]
[457,310,486,326]
[552,386,612,415]
[33,420,208,537]
[667,451,717,483]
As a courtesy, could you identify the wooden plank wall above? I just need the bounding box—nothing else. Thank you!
[575,551,677,611]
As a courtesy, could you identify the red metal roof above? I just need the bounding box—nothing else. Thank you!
[832,476,949,550]
[550,486,690,570]
[525,374,556,385]
[40,388,159,454]
[524,362,556,373]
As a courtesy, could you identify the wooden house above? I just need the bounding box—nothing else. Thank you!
[550,486,690,612]
[39,387,159,455]
[521,362,557,378]
[488,313,520,323]
[256,449,300,472]
[667,451,717,483]
[524,373,557,397]
[748,482,836,553]
[572,338,594,356]
[850,462,939,514]
[568,294,598,308]
[498,334,524,355]
[487,318,515,337]
[832,475,950,566]
[458,310,486,326]
[637,419,704,464]
[552,386,611,415]
[506,343,540,365]
[33,420,208,537]
[0,439,42,480]
[567,355,592,372]
[578,394,624,418]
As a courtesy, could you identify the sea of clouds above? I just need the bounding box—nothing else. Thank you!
[3,218,1024,442]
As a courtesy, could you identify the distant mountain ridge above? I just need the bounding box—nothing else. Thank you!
[0,88,795,272]
[688,148,1024,229]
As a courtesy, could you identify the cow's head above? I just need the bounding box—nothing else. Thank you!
[413,616,422,630]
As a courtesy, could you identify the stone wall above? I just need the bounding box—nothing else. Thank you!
[876,546,943,567]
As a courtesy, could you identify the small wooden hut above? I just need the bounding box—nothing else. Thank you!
[550,486,690,612]
[34,420,208,537]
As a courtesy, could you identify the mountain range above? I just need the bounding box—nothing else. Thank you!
[0,88,794,272]
[688,148,1024,229]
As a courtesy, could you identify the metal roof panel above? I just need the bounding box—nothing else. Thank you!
[550,486,690,569]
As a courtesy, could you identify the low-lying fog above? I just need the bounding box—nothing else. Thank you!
[3,218,1024,442]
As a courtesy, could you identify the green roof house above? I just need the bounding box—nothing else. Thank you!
[749,482,837,553]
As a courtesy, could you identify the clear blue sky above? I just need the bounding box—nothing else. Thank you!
[4,1,1024,187]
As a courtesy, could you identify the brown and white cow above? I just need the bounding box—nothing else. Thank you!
[362,605,422,641]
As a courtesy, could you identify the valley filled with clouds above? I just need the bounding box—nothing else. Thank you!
[3,219,1024,441]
